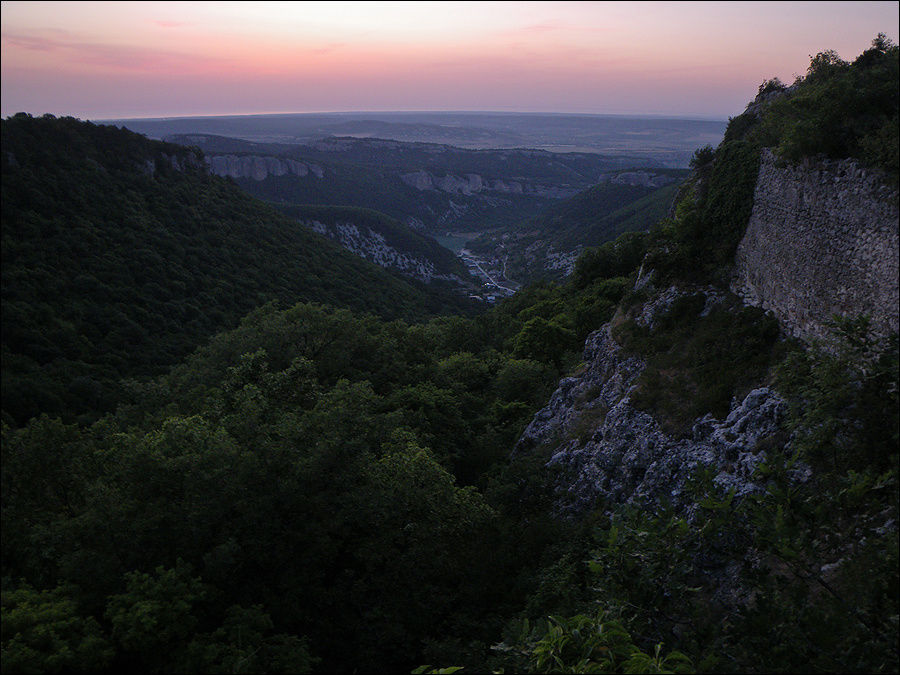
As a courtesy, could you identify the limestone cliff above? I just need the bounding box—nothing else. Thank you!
[303,219,462,284]
[399,170,579,198]
[205,154,325,180]
[731,149,899,343]
[515,287,798,517]
[599,171,678,189]
[514,141,898,515]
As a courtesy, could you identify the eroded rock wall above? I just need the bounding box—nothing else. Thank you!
[514,288,796,518]
[304,220,460,284]
[732,149,899,342]
[205,154,324,181]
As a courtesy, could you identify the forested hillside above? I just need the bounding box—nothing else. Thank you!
[273,204,470,281]
[467,173,686,281]
[2,37,898,675]
[1,115,475,426]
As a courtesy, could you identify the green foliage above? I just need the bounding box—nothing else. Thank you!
[572,232,647,290]
[181,605,317,674]
[500,612,692,674]
[688,145,716,169]
[1,583,113,673]
[776,317,899,475]
[729,323,899,672]
[647,140,761,285]
[3,292,586,673]
[513,317,577,368]
[614,295,784,435]
[757,77,787,97]
[745,35,899,180]
[105,562,205,666]
[0,114,476,426]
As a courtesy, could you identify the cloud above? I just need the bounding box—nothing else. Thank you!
[2,30,231,74]
[2,32,62,51]
[154,20,190,28]
[310,43,345,55]
[518,21,566,34]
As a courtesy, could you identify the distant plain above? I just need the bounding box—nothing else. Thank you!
[103,111,727,168]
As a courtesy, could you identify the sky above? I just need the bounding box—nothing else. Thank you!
[1,1,898,120]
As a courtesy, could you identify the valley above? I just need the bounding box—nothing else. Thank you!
[143,131,694,286]
[2,33,898,675]
[459,247,519,301]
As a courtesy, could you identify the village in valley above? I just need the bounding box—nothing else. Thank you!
[459,248,519,303]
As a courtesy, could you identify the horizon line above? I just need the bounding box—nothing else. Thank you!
[86,109,730,123]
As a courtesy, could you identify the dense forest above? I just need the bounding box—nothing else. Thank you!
[1,116,476,427]
[2,38,898,674]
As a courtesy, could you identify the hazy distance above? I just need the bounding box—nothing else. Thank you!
[103,111,727,167]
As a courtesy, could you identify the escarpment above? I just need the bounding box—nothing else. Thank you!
[205,154,325,180]
[732,149,899,343]
[516,114,898,517]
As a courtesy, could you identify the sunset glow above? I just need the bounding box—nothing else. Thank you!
[2,1,898,119]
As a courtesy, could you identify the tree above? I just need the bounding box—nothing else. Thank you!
[513,317,575,368]
[1,583,113,673]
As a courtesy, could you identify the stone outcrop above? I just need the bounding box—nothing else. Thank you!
[599,171,678,188]
[732,149,899,343]
[515,288,799,518]
[304,220,459,284]
[399,170,579,199]
[205,154,324,181]
[140,151,203,175]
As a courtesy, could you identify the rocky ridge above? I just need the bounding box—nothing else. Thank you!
[399,170,580,198]
[515,287,797,518]
[304,219,461,284]
[598,171,678,189]
[205,154,325,181]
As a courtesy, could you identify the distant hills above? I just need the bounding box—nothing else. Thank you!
[103,111,726,166]
[150,132,688,283]
[99,113,721,288]
[161,132,651,235]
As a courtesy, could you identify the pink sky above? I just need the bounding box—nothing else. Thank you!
[1,1,898,120]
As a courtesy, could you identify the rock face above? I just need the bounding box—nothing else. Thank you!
[399,170,579,198]
[515,289,794,518]
[304,220,459,284]
[732,149,899,343]
[205,155,324,181]
[140,151,203,175]
[599,171,678,188]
